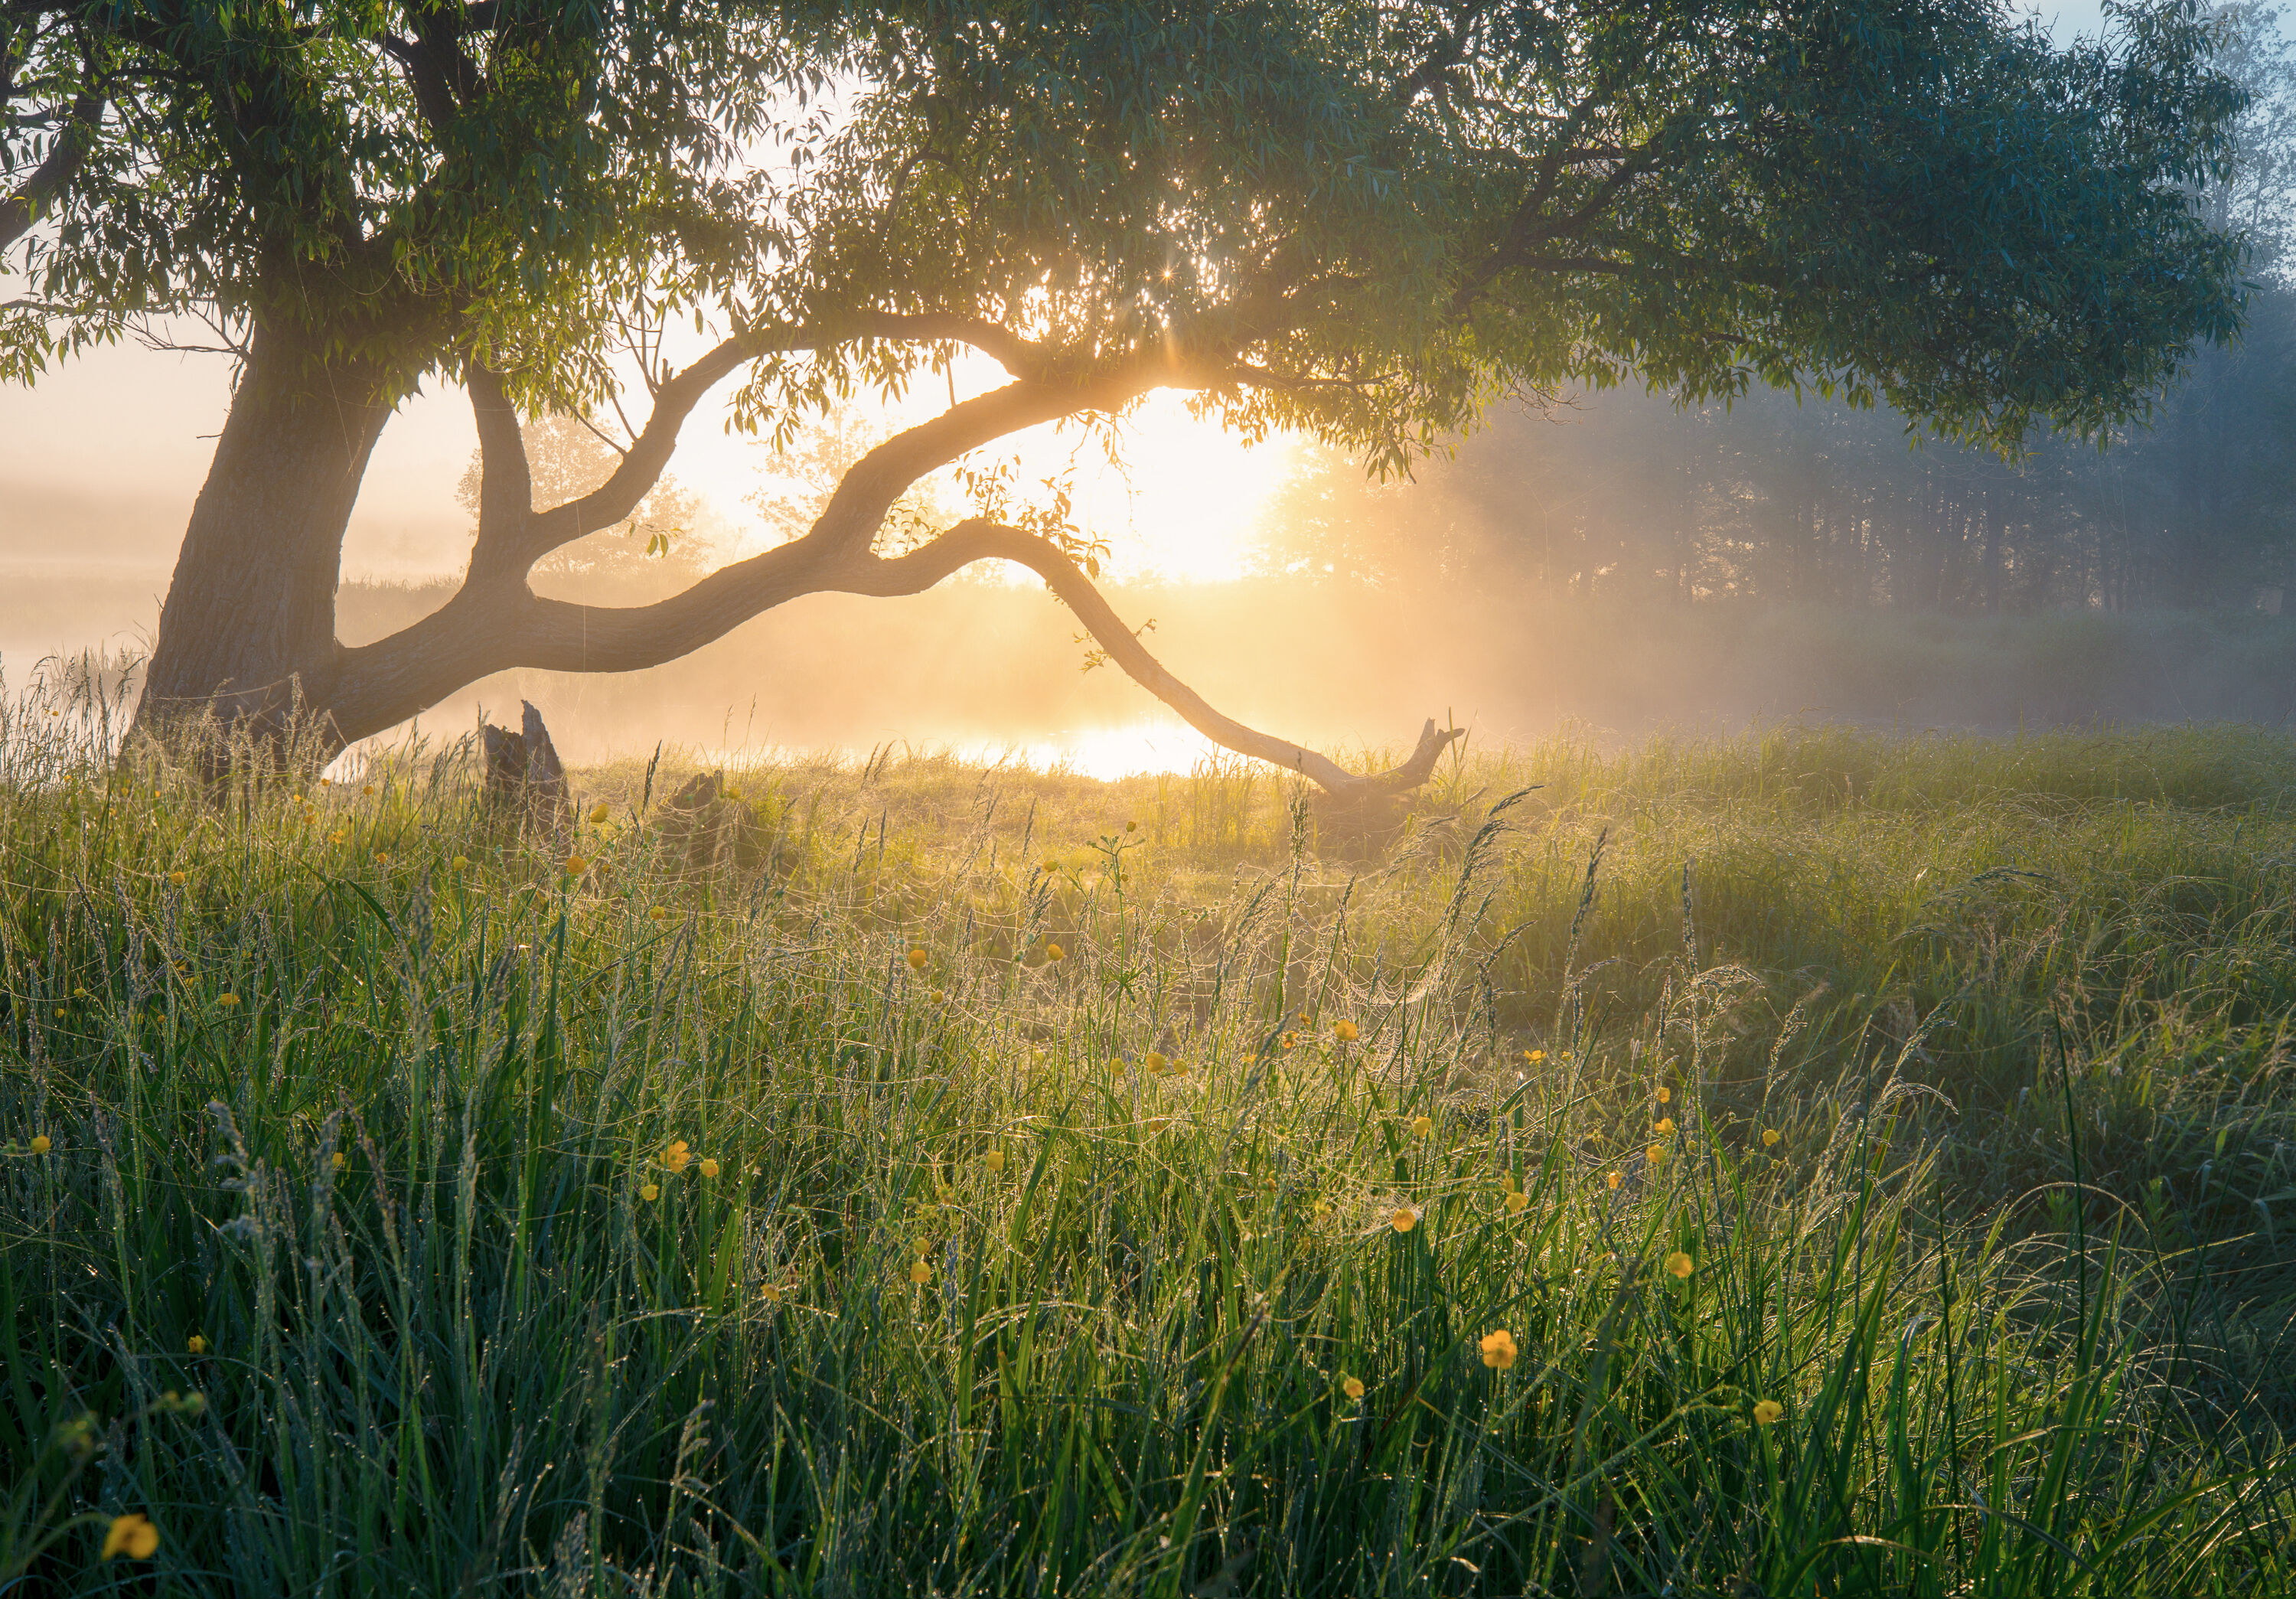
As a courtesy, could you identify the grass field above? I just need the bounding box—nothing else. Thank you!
[3,708,2294,1596]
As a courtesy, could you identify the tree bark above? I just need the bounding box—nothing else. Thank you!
[138,321,392,739]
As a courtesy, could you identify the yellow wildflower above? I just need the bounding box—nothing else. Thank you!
[373,851,390,865]
[1342,1375,1365,1400]
[1333,1019,1358,1042]
[330,1151,346,1170]
[1479,1330,1519,1371]
[1503,1187,1528,1214]
[930,988,945,1003]
[1656,1085,1671,1104]
[30,1134,51,1155]
[563,853,588,876]
[217,994,240,1008]
[187,1335,206,1355]
[1753,1398,1784,1426]
[907,946,928,970]
[362,785,374,796]
[73,987,89,999]
[1390,1206,1419,1234]
[1144,1050,1167,1073]
[589,801,611,824]
[1125,819,1138,832]
[1046,942,1067,961]
[1762,1127,1782,1147]
[328,831,347,845]
[983,1148,1006,1173]
[1665,1250,1694,1279]
[1525,1049,1546,1064]
[762,1283,783,1304]
[168,871,187,886]
[1143,1118,1170,1136]
[1280,1031,1298,1051]
[1647,1144,1668,1165]
[651,906,672,922]
[1606,1171,1622,1190]
[1654,1118,1675,1135]
[1410,1114,1434,1138]
[640,1183,660,1202]
[451,855,469,870]
[909,1258,932,1284]
[662,1141,693,1173]
[101,1513,158,1561]
[700,1158,720,1179]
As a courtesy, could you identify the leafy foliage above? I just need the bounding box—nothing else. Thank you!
[3,0,2255,457]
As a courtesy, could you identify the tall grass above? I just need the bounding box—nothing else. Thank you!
[3,706,2292,1594]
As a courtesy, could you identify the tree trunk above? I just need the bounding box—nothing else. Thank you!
[136,321,391,744]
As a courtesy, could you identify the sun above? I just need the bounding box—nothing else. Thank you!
[947,363,1298,583]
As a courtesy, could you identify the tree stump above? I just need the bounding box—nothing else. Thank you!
[480,700,571,825]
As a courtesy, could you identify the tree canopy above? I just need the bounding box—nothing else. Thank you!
[0,0,2255,778]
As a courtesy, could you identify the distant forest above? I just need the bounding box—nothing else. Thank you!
[1261,7,2296,616]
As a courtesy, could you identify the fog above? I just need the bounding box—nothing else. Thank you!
[5,325,2294,774]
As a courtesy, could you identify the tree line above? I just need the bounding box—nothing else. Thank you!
[1257,5,2296,618]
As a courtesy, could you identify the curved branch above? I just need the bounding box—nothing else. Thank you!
[0,90,101,253]
[856,520,1463,796]
[500,312,1077,576]
[464,363,533,579]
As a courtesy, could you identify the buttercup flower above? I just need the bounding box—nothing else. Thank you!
[1144,1051,1168,1073]
[1333,1020,1359,1042]
[1479,1330,1519,1371]
[1124,819,1137,832]
[187,1335,206,1355]
[1754,1398,1784,1425]
[1762,1127,1782,1147]
[217,994,240,1008]
[930,988,946,1003]
[1656,1086,1671,1104]
[700,1158,720,1178]
[662,1141,693,1173]
[1391,1206,1419,1233]
[1045,942,1066,962]
[982,1148,1006,1173]
[1647,1144,1668,1164]
[1504,1186,1529,1214]
[1606,1171,1623,1189]
[101,1513,158,1561]
[451,855,469,870]
[1341,1375,1365,1400]
[1280,1031,1298,1051]
[563,853,588,876]
[1524,1049,1546,1064]
[907,946,928,971]
[1654,1118,1675,1135]
[30,1134,51,1155]
[1411,1114,1434,1138]
[590,802,611,824]
[909,1258,932,1284]
[640,1183,660,1202]
[330,1151,346,1170]
[1143,1118,1170,1135]
[1665,1250,1695,1279]
[168,871,187,886]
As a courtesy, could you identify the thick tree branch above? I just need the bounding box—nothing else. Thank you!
[0,89,99,252]
[853,520,1463,795]
[465,364,533,579]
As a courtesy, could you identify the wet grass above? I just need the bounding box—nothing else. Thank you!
[2,709,2294,1596]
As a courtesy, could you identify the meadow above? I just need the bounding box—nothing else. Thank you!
[2,703,2294,1596]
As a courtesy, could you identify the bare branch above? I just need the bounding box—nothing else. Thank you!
[853,520,1463,795]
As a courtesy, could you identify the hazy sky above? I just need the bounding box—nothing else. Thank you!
[0,0,2169,592]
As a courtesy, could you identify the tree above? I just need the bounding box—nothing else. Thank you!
[452,416,719,588]
[0,0,2250,795]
